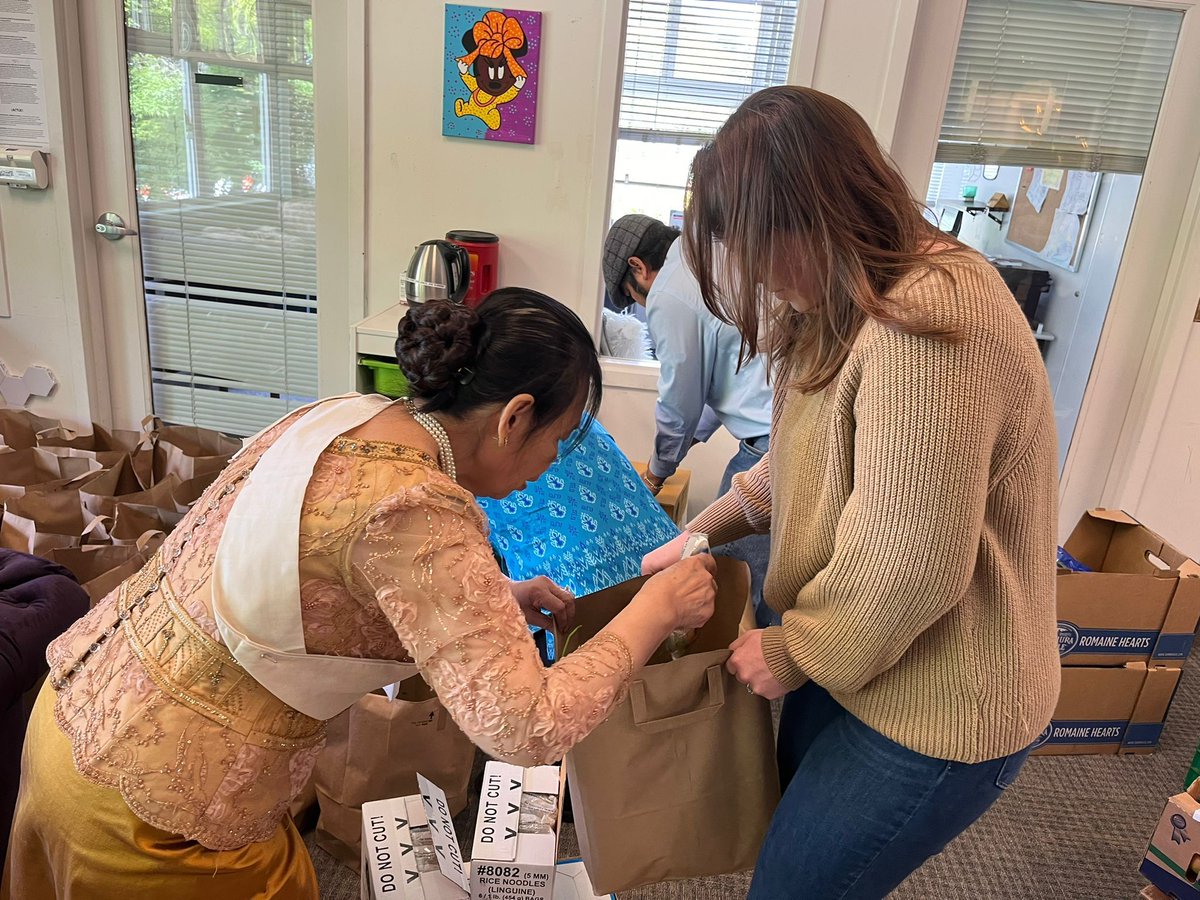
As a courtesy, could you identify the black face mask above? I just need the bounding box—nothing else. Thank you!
[606,281,637,312]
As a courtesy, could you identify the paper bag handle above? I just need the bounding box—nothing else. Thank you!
[629,665,725,734]
[37,424,80,441]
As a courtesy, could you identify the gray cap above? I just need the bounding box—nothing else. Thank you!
[603,214,659,309]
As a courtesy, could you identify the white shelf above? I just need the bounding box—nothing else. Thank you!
[355,303,409,358]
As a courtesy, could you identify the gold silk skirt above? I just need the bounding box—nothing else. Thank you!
[1,684,318,900]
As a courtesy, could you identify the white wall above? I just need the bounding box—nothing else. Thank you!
[0,0,104,430]
[352,0,762,508]
[801,0,921,151]
[596,362,741,520]
[1115,157,1200,559]
[361,0,621,321]
[1135,324,1200,556]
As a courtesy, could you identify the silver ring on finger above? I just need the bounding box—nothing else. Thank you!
[745,683,755,695]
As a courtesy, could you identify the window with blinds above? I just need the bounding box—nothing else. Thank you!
[125,0,316,437]
[937,0,1182,174]
[610,0,799,226]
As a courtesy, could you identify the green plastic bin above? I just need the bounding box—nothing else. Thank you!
[360,357,409,399]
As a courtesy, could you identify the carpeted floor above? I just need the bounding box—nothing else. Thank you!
[307,650,1200,899]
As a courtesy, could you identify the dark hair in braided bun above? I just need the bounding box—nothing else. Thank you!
[394,300,484,410]
[395,289,601,450]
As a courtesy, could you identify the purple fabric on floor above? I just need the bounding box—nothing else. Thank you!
[0,549,89,865]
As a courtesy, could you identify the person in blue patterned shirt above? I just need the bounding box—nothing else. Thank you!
[476,419,679,600]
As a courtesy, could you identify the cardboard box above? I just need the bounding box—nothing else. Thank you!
[470,762,565,900]
[1057,510,1200,666]
[1031,663,1182,755]
[631,462,691,528]
[1140,781,1200,899]
[1141,885,1175,900]
[362,766,573,900]
[362,776,470,900]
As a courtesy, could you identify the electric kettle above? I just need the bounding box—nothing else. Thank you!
[402,240,470,304]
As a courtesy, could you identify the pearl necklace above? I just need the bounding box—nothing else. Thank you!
[405,400,457,483]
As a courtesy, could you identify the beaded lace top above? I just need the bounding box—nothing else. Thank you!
[47,407,634,849]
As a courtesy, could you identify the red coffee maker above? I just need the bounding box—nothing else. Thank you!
[446,230,499,308]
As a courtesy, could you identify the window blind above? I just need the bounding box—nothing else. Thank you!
[937,0,1181,174]
[618,0,800,142]
[125,0,316,437]
[925,162,947,208]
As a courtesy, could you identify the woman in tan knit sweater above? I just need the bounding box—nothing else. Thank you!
[643,86,1060,898]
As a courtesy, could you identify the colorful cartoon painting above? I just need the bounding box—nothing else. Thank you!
[443,5,541,145]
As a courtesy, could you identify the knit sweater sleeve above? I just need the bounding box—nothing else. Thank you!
[686,451,772,546]
[761,315,1006,693]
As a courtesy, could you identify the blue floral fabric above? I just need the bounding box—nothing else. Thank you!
[476,421,680,597]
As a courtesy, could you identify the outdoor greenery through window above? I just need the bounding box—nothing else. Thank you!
[126,0,314,202]
[124,0,318,436]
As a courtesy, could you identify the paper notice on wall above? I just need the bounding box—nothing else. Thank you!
[0,0,49,151]
[1042,209,1081,268]
[1040,168,1065,191]
[1060,171,1099,216]
[1026,169,1050,214]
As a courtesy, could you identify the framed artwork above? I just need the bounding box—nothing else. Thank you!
[443,5,542,145]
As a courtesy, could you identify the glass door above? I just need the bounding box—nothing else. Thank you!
[123,0,317,436]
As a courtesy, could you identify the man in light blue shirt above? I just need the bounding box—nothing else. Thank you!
[603,214,775,626]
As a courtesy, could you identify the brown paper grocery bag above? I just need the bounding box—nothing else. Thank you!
[108,502,177,545]
[563,557,780,895]
[0,409,60,451]
[0,490,109,554]
[36,443,131,472]
[145,418,241,483]
[46,544,154,605]
[79,460,180,521]
[172,472,220,513]
[289,777,319,831]
[0,447,102,500]
[312,677,477,870]
[36,422,144,454]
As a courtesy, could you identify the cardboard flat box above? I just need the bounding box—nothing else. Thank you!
[1140,781,1200,899]
[631,462,690,528]
[1032,663,1182,755]
[470,762,565,900]
[552,860,614,900]
[1057,510,1200,666]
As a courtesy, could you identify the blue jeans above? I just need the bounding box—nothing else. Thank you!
[748,683,1033,900]
[711,435,777,629]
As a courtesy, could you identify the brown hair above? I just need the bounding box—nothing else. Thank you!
[685,85,964,393]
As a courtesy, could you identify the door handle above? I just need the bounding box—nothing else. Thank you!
[95,212,138,241]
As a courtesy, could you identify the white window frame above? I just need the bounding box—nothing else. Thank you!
[617,0,798,142]
[592,0,822,383]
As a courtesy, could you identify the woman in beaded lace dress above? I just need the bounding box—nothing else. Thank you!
[2,289,718,900]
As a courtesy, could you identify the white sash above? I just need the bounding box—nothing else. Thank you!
[213,393,417,720]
